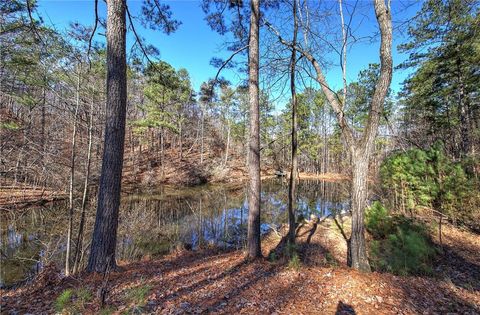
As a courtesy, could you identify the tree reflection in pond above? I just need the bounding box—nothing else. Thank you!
[0,179,349,287]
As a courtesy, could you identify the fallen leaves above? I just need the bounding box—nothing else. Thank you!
[1,222,479,314]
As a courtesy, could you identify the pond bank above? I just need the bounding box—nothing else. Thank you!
[0,171,349,209]
[2,219,479,314]
[1,179,350,287]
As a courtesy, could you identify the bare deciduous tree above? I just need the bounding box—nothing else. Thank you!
[266,0,393,271]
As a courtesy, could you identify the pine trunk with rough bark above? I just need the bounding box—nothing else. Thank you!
[247,0,261,259]
[287,0,298,245]
[87,0,127,273]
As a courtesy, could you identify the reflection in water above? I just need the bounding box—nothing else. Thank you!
[0,179,349,287]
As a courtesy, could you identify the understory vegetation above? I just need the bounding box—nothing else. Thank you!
[380,144,480,230]
[368,144,479,275]
[366,201,436,275]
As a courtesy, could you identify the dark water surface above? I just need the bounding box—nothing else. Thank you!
[0,179,349,287]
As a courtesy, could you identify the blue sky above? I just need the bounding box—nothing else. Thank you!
[37,0,421,111]
[38,0,234,89]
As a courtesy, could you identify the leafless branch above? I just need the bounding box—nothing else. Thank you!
[87,0,99,68]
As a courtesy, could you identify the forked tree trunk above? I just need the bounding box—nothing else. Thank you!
[246,0,261,259]
[87,0,127,273]
[266,0,392,270]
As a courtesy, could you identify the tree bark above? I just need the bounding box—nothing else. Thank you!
[287,0,298,245]
[348,149,370,271]
[200,105,205,164]
[347,0,392,271]
[247,0,262,259]
[87,0,127,273]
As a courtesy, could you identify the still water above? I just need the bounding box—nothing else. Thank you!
[0,179,349,287]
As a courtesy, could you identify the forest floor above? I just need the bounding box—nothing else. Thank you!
[2,218,479,314]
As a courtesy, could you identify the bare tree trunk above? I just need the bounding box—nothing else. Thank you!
[247,0,261,259]
[160,126,165,177]
[87,0,127,273]
[224,123,230,167]
[346,0,392,271]
[287,0,298,245]
[200,105,205,165]
[41,83,46,157]
[73,88,94,274]
[179,117,183,160]
[66,67,81,276]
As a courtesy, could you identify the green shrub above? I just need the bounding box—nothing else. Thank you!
[285,241,301,270]
[268,251,277,262]
[54,287,93,314]
[55,289,73,313]
[385,225,435,275]
[367,203,436,275]
[325,252,338,267]
[99,306,116,315]
[75,287,92,310]
[285,241,297,259]
[288,253,301,270]
[365,201,393,238]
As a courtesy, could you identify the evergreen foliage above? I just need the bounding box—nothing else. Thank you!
[380,144,479,228]
[398,0,480,157]
[366,202,436,275]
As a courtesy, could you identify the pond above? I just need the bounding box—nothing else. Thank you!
[0,179,349,287]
